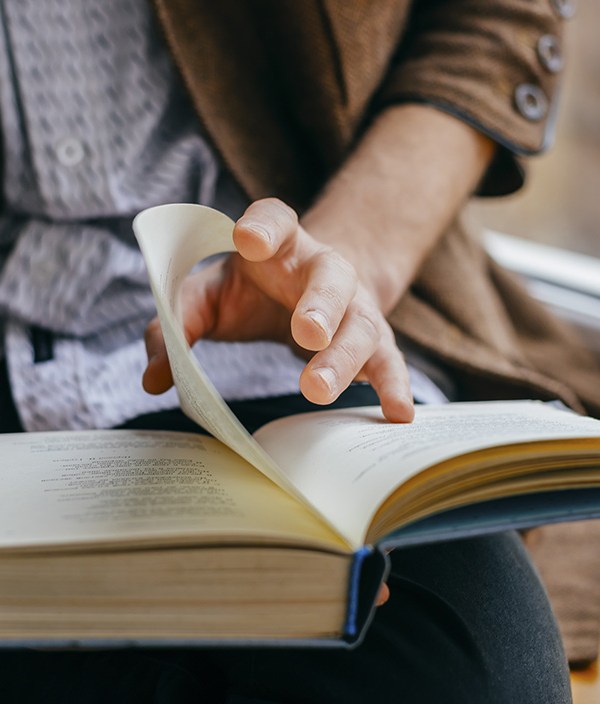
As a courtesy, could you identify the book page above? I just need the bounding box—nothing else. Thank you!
[254,401,600,546]
[0,430,347,552]
[132,205,600,549]
[133,205,309,503]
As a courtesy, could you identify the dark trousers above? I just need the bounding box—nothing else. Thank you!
[0,365,571,703]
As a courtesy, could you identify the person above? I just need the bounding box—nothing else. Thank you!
[0,0,596,701]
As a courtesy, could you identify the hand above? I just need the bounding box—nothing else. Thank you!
[143,198,414,423]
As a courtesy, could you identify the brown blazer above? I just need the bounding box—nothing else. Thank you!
[151,0,600,416]
[150,0,600,661]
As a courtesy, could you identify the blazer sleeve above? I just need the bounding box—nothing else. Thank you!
[375,0,572,195]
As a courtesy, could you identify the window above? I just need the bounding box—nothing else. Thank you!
[469,0,600,259]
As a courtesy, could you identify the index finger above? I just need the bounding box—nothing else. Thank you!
[362,331,414,423]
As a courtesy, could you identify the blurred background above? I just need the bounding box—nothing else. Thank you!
[468,0,600,258]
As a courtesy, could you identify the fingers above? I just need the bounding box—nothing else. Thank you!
[142,317,173,394]
[299,297,380,402]
[142,198,415,423]
[235,198,358,350]
[232,199,414,422]
[363,336,414,423]
[299,295,414,423]
[291,250,357,351]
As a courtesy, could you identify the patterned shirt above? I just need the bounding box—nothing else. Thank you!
[0,0,449,432]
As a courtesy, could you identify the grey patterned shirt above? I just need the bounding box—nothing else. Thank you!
[0,0,314,431]
[0,0,448,432]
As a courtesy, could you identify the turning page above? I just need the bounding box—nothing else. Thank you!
[133,204,306,500]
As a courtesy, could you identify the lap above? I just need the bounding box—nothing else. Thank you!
[0,533,570,704]
[207,532,570,703]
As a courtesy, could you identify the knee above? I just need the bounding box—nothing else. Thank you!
[383,532,572,703]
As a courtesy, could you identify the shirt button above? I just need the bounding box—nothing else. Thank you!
[550,0,576,19]
[55,137,86,167]
[537,35,564,73]
[514,83,549,122]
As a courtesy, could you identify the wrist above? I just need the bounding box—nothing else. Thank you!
[300,213,414,316]
[302,105,495,313]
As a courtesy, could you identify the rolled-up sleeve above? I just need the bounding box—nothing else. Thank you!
[376,0,573,194]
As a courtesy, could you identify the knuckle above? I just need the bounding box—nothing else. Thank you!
[311,282,345,312]
[320,248,356,281]
[352,303,381,341]
[270,198,298,223]
[335,339,362,370]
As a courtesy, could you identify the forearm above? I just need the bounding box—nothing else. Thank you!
[301,103,496,314]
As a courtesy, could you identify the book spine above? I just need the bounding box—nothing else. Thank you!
[344,546,375,638]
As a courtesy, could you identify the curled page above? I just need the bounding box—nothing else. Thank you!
[133,204,301,497]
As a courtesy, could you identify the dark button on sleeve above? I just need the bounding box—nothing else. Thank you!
[550,0,577,19]
[537,35,564,73]
[514,84,549,122]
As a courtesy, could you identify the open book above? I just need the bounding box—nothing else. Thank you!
[2,204,600,647]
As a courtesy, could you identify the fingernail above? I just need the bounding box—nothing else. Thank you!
[241,221,272,245]
[306,310,330,339]
[314,367,337,395]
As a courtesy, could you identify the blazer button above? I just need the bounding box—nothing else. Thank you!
[550,0,576,19]
[514,84,549,122]
[537,35,564,73]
